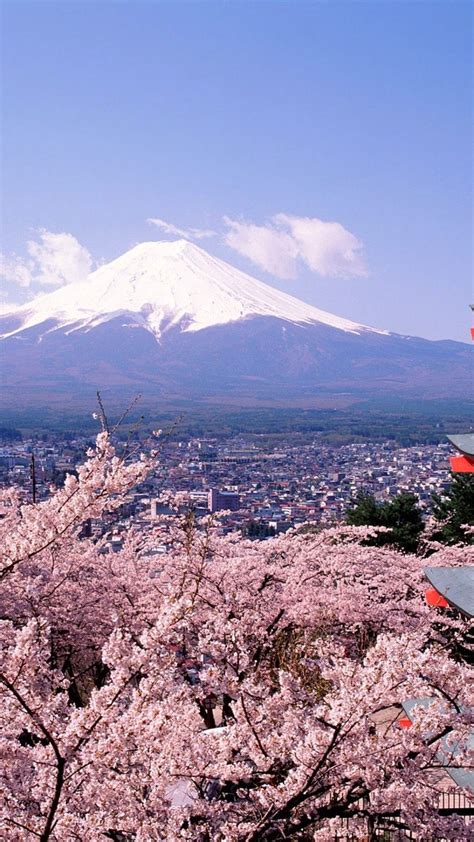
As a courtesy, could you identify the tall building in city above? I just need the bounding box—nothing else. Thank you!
[208,488,241,513]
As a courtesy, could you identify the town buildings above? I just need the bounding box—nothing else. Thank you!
[0,431,457,547]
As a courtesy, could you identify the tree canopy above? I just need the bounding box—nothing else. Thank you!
[0,435,472,840]
[346,491,424,553]
[431,473,474,545]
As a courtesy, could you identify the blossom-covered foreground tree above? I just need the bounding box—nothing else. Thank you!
[1,434,472,840]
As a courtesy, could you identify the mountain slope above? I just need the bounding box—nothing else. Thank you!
[0,240,471,409]
[0,240,386,339]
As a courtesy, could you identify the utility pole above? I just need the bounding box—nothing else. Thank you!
[30,452,37,503]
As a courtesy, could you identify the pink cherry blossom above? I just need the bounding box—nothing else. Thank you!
[0,434,471,840]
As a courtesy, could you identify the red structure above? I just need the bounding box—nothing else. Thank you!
[425,587,449,609]
[426,308,474,607]
[402,326,474,794]
[447,306,474,472]
[449,452,474,473]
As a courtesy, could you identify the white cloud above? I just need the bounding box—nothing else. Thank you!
[147,217,216,241]
[0,229,94,289]
[223,216,298,279]
[223,214,368,280]
[0,253,33,288]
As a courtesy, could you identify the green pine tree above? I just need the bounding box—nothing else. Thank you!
[347,492,424,553]
[431,473,474,545]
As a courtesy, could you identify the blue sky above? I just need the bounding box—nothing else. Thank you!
[1,0,472,340]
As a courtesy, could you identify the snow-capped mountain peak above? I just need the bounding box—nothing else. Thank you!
[1,239,387,339]
[1,240,470,410]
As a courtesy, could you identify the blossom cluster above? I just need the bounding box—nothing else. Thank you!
[0,435,471,840]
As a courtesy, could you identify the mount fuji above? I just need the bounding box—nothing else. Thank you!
[0,240,471,408]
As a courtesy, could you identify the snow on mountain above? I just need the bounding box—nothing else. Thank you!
[1,239,470,408]
[1,239,388,339]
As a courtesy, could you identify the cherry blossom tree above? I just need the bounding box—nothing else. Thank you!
[1,434,472,840]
